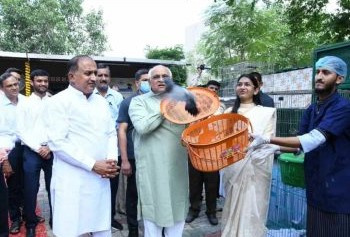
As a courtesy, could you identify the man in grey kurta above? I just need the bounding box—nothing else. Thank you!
[129,65,189,237]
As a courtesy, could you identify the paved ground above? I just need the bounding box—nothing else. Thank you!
[15,160,308,237]
[37,172,222,237]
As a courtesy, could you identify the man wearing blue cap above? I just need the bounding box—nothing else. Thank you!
[249,56,350,236]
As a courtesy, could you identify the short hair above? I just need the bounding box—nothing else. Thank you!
[250,72,262,83]
[5,67,22,75]
[30,69,49,80]
[0,72,14,87]
[97,63,110,71]
[135,69,149,81]
[207,80,221,88]
[148,65,172,78]
[67,55,93,73]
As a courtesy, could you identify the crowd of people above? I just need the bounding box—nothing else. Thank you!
[0,55,349,237]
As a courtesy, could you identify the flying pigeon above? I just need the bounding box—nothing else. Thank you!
[164,77,199,116]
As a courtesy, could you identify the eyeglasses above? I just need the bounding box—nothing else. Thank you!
[151,74,170,80]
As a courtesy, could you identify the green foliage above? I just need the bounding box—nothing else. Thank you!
[145,45,185,61]
[145,45,187,85]
[200,1,303,74]
[199,0,349,74]
[0,0,108,55]
[281,0,350,43]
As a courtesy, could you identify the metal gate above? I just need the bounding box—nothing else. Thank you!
[218,60,350,236]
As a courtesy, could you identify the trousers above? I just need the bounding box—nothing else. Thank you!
[125,159,138,229]
[23,146,53,228]
[0,166,9,237]
[188,160,218,215]
[7,142,24,222]
[110,159,121,221]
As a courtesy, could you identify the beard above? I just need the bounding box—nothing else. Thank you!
[314,83,336,97]
[97,84,108,92]
[34,86,48,95]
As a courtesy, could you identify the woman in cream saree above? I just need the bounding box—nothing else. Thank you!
[221,74,277,237]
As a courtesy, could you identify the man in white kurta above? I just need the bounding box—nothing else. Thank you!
[129,65,189,237]
[44,55,119,237]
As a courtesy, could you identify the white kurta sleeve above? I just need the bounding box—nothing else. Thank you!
[44,98,96,171]
[106,116,118,161]
[129,95,165,135]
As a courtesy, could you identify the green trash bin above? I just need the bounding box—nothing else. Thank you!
[278,153,305,188]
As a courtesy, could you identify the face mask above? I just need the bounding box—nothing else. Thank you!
[139,81,150,93]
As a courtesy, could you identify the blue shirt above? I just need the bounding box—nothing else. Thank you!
[299,92,350,213]
[94,88,123,128]
[117,93,139,159]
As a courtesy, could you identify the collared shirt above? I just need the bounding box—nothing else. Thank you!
[94,87,123,128]
[117,92,140,159]
[0,93,26,149]
[16,93,50,152]
[299,92,350,213]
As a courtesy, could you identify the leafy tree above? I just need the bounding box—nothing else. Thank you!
[199,0,321,75]
[279,0,350,43]
[0,0,108,55]
[145,45,187,85]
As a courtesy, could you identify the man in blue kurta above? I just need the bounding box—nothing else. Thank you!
[129,65,189,237]
[250,56,350,237]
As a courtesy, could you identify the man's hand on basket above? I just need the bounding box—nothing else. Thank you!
[247,133,271,151]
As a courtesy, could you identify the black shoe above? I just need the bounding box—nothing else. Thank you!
[9,219,21,234]
[23,215,45,224]
[128,227,139,237]
[216,207,223,212]
[36,215,45,223]
[111,220,123,230]
[26,227,36,237]
[185,212,199,223]
[207,213,218,225]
